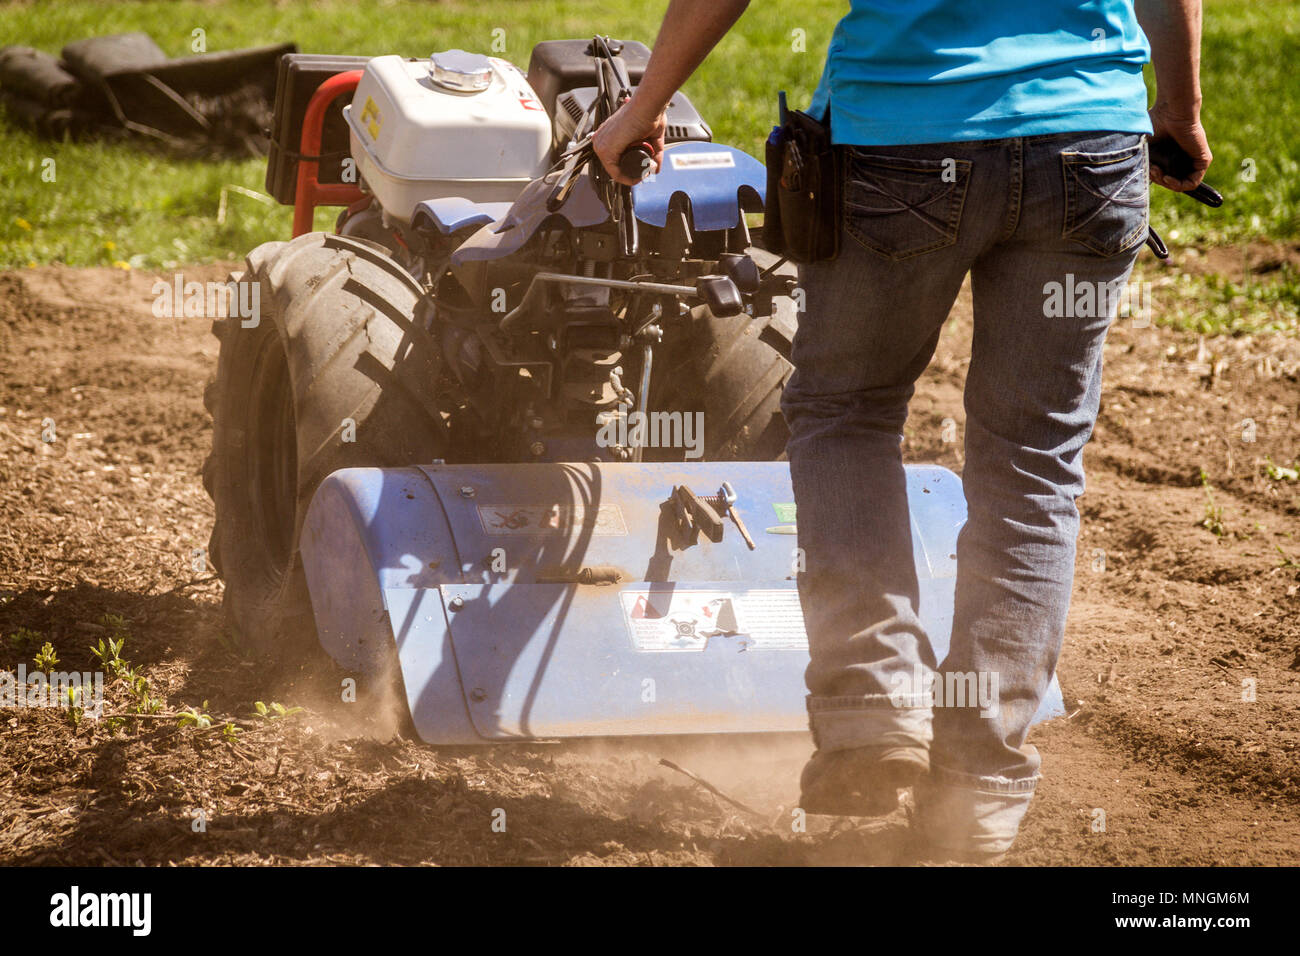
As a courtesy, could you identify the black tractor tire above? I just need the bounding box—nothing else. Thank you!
[204,232,446,655]
[649,249,798,461]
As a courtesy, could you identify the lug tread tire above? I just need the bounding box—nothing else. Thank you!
[203,232,445,655]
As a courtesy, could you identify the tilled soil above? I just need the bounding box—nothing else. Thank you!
[0,253,1297,866]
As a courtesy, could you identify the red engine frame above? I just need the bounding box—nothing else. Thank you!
[292,70,367,237]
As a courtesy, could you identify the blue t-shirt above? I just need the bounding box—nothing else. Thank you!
[808,0,1153,144]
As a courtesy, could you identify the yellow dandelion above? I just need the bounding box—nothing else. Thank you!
[112,260,131,271]
[104,240,116,251]
[16,218,32,231]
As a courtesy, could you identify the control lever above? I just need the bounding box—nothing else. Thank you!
[718,253,761,294]
[710,482,756,551]
[667,483,757,550]
[670,485,725,543]
[696,275,744,317]
[546,135,593,212]
[545,138,655,212]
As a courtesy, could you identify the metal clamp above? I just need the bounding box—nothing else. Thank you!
[667,481,756,550]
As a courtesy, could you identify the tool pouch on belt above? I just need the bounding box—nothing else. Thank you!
[764,92,840,263]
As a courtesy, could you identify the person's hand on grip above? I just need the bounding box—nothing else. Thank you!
[1148,103,1212,192]
[593,97,667,186]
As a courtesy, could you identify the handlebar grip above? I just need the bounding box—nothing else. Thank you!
[619,143,656,182]
[1149,136,1223,207]
[1186,182,1224,208]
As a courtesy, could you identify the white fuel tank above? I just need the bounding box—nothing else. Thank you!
[344,51,552,222]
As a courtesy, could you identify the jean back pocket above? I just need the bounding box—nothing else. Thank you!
[842,149,971,261]
[1061,140,1149,257]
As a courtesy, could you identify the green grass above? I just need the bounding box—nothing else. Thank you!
[0,0,1296,267]
[1153,0,1300,244]
[0,0,829,267]
[1134,255,1300,336]
[1159,267,1300,335]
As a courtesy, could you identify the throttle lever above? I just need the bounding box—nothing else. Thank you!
[546,137,594,212]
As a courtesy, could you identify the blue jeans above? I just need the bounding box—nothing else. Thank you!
[782,131,1148,853]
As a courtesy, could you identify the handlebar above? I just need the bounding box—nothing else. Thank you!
[618,143,656,183]
[1149,136,1223,207]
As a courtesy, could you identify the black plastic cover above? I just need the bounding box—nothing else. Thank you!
[553,86,711,153]
[525,39,651,120]
[265,53,373,205]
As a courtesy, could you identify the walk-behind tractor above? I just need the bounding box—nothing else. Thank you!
[203,37,1063,743]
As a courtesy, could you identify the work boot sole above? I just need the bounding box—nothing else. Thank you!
[799,747,929,817]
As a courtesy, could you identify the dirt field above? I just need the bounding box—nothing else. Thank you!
[1,253,1297,866]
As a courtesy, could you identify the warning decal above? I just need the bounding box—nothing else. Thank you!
[476,503,627,536]
[619,587,808,652]
[359,96,383,140]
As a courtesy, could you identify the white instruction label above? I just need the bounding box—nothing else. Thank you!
[619,587,807,652]
[476,504,627,536]
[670,151,736,171]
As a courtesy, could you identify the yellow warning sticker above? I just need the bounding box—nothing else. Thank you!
[359,96,383,140]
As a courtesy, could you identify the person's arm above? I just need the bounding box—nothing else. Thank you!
[1136,0,1212,191]
[593,0,751,184]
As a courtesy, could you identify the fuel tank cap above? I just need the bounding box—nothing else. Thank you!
[428,50,493,92]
